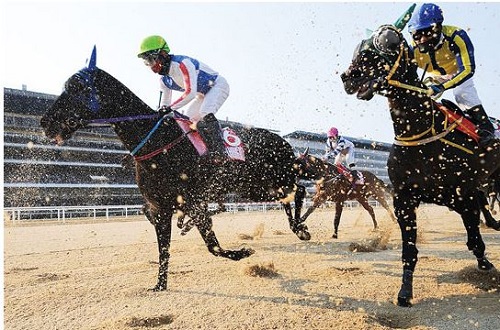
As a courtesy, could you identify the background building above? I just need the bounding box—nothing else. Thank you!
[4,87,392,207]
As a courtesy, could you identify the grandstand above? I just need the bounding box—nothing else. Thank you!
[4,87,392,208]
[4,87,139,207]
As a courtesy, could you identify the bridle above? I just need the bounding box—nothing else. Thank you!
[65,66,189,160]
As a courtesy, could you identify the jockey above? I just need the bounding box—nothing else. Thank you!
[137,35,230,162]
[408,3,495,147]
[324,127,359,184]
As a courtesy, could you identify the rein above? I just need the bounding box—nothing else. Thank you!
[133,133,187,161]
[86,113,162,127]
[385,44,431,96]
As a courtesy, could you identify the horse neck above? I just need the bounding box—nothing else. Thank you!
[385,63,448,138]
[306,156,330,179]
[96,71,169,152]
[387,87,441,139]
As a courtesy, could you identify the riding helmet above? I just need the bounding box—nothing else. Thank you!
[137,35,170,58]
[327,127,339,138]
[407,3,444,34]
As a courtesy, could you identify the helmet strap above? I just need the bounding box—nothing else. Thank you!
[158,52,172,75]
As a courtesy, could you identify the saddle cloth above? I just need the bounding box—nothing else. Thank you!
[174,112,245,161]
[437,102,479,142]
[335,164,365,185]
[221,127,245,161]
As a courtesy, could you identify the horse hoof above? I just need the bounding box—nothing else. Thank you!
[227,248,255,261]
[477,257,495,271]
[243,247,256,257]
[397,296,412,307]
[332,233,338,239]
[297,230,311,241]
[149,284,167,292]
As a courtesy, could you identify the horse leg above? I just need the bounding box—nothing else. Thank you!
[284,185,311,241]
[477,190,500,230]
[357,197,378,231]
[195,213,255,260]
[489,194,497,215]
[294,184,306,220]
[146,206,174,291]
[395,193,420,307]
[459,203,495,271]
[375,191,397,223]
[332,201,343,239]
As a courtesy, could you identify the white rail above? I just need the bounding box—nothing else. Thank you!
[4,200,378,223]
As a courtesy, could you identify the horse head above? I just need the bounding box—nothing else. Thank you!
[293,148,333,181]
[41,46,154,146]
[341,24,421,101]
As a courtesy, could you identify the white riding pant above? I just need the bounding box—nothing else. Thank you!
[452,78,482,110]
[183,76,230,123]
[335,147,356,168]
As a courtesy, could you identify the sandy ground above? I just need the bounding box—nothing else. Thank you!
[4,205,500,330]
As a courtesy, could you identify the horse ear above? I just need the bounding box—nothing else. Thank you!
[87,45,97,71]
[394,3,416,31]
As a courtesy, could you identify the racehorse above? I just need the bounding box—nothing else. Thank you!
[341,24,500,306]
[293,149,395,238]
[40,47,309,291]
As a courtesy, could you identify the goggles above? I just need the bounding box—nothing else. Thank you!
[412,27,436,41]
[140,51,160,67]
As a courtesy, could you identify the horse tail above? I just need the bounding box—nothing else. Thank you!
[373,175,394,197]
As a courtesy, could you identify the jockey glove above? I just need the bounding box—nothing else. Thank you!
[429,84,445,96]
[158,105,173,114]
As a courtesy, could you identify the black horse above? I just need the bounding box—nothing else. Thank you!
[341,24,500,306]
[293,149,395,238]
[40,47,309,291]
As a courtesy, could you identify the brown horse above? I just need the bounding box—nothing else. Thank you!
[341,24,500,306]
[293,149,395,238]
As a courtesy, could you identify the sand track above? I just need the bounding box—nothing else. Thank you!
[4,206,500,329]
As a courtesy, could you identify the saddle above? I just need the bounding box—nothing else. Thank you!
[174,112,246,162]
[334,164,365,185]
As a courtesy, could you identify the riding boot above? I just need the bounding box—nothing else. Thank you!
[350,170,359,184]
[465,105,495,147]
[348,163,358,187]
[196,113,227,163]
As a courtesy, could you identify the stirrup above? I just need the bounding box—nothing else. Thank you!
[478,130,496,147]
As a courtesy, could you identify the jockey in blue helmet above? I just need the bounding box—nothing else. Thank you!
[408,3,495,147]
